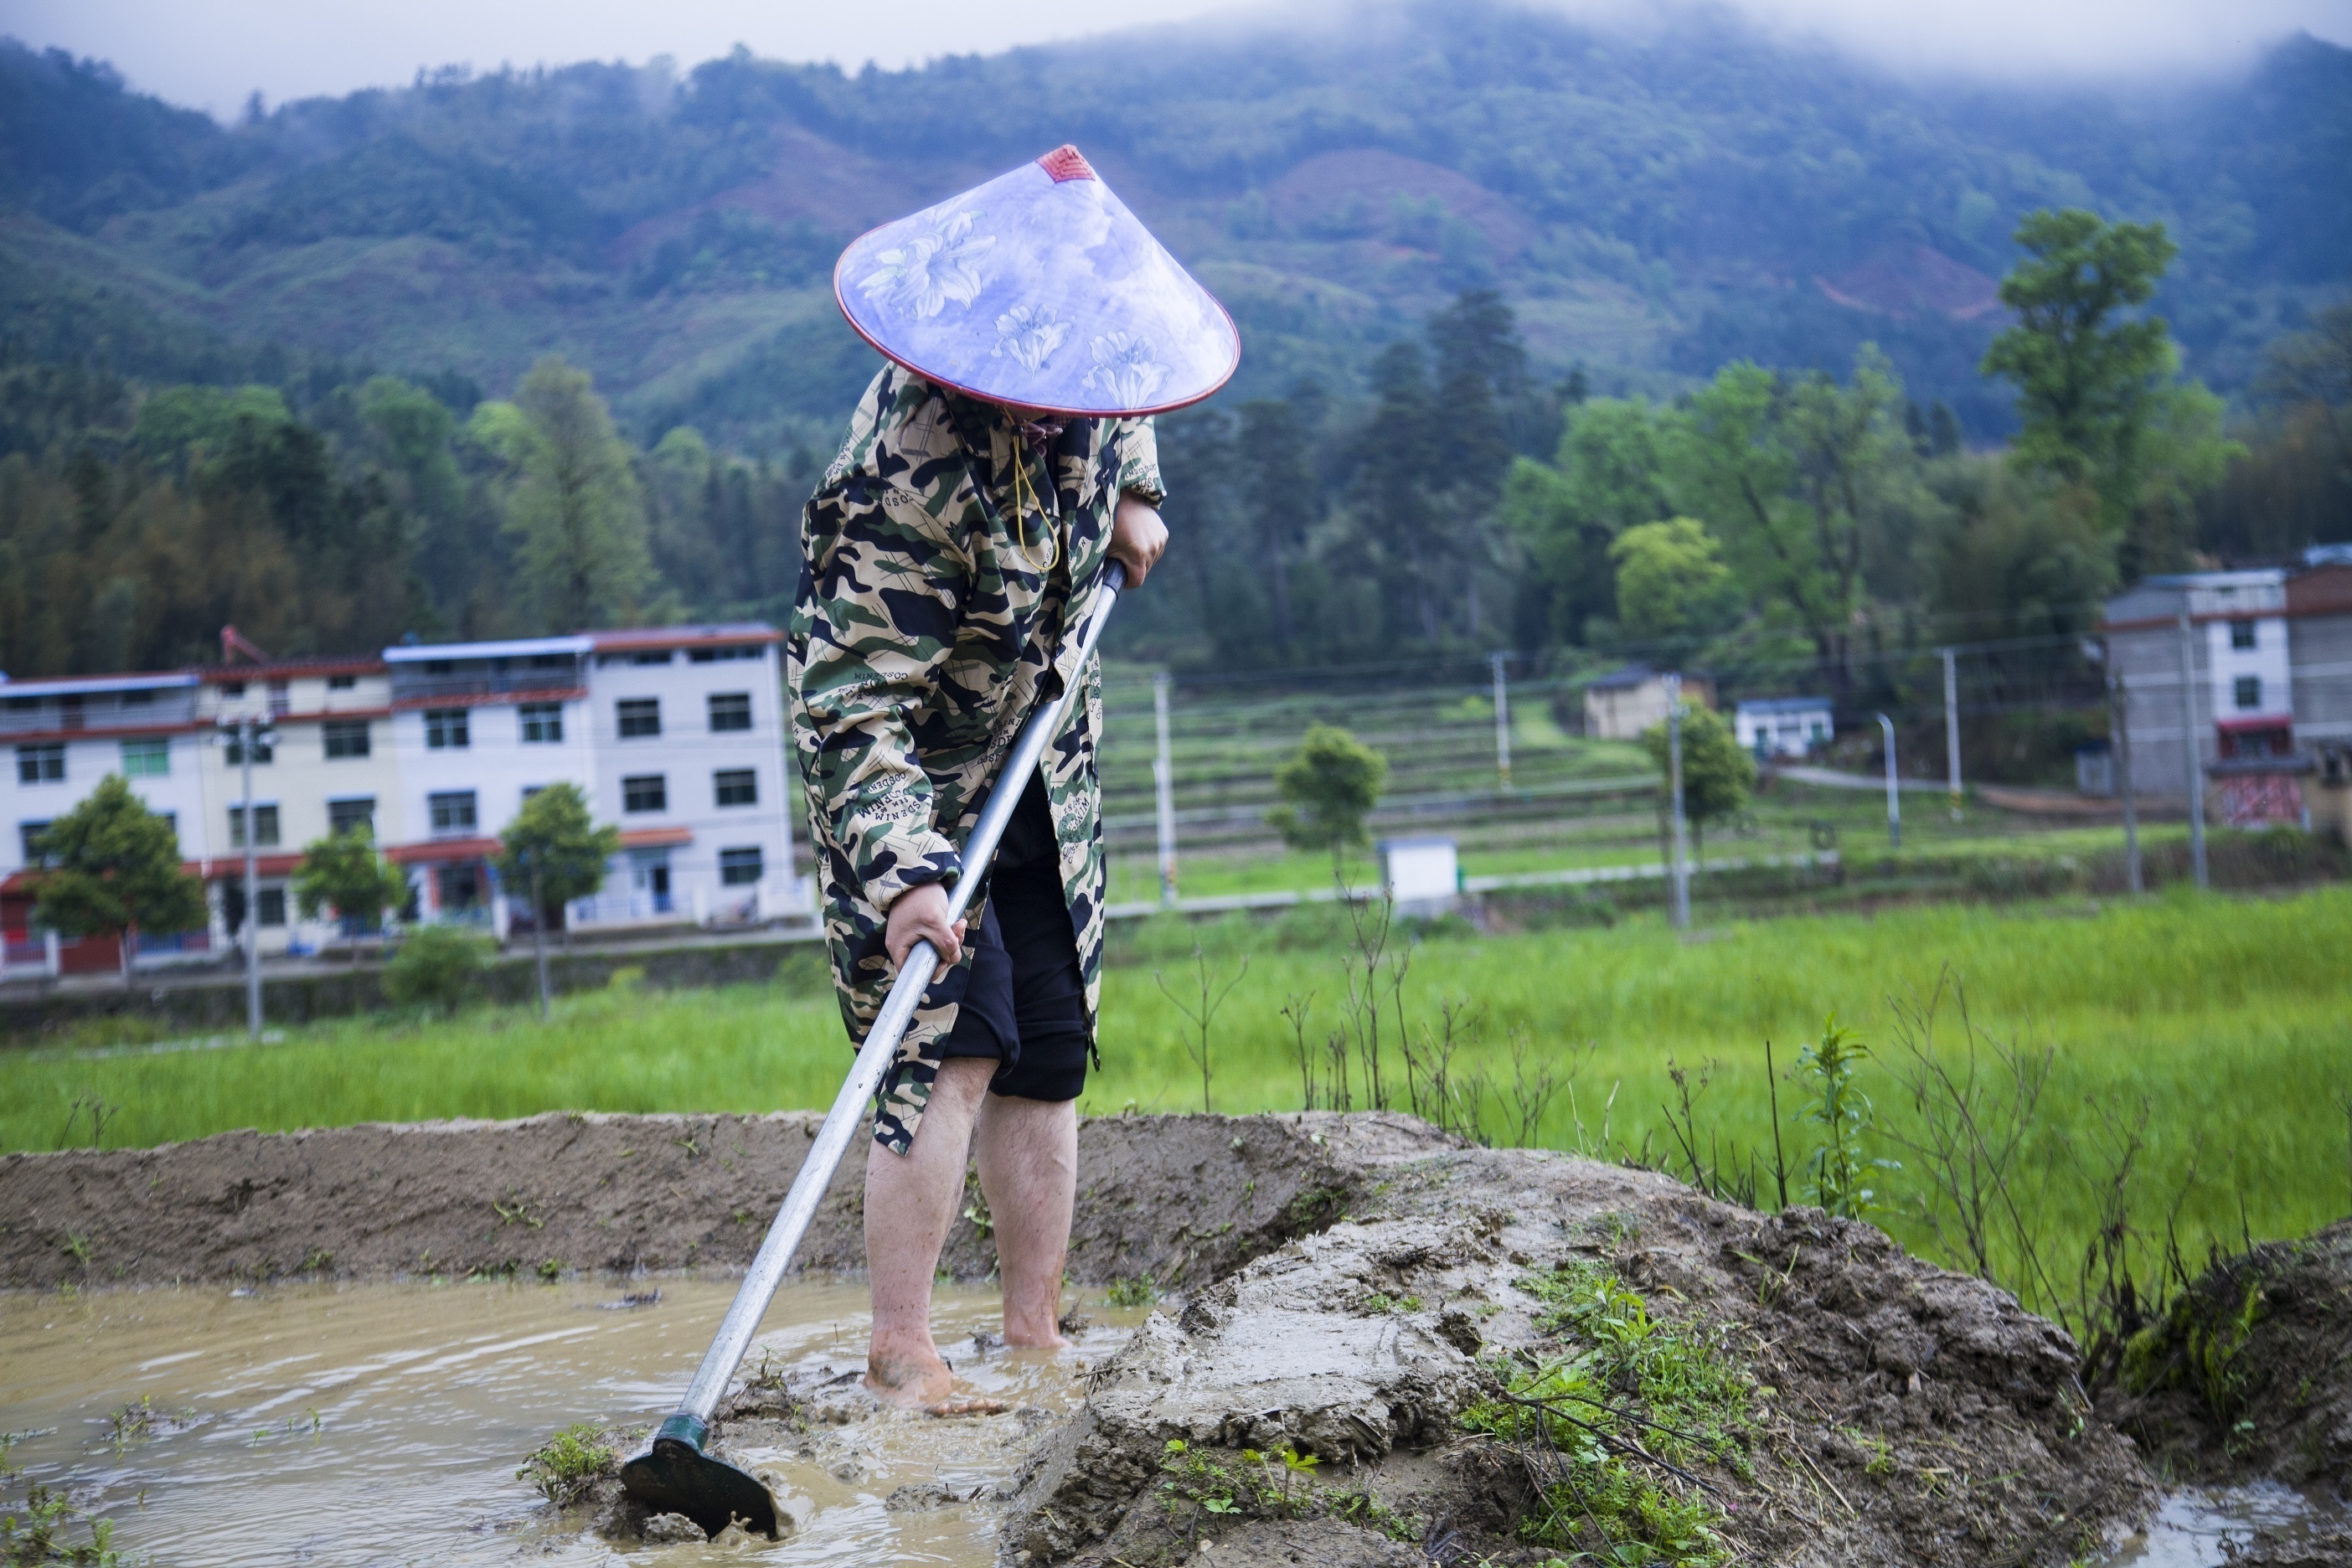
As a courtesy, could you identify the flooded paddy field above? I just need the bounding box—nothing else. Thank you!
[0,1277,1140,1565]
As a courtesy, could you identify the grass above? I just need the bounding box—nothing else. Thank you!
[4,888,2349,1311]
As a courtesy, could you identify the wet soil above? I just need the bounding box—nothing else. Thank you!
[1,1112,2193,1565]
[0,1109,1399,1292]
[2099,1218,2352,1493]
[1000,1146,2155,1568]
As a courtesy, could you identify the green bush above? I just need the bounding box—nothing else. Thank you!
[384,926,492,1014]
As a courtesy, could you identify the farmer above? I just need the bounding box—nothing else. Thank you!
[788,145,1238,1409]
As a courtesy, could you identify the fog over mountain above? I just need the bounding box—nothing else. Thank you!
[6,0,2348,120]
[1,0,2346,453]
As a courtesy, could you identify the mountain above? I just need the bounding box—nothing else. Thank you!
[2,4,2347,453]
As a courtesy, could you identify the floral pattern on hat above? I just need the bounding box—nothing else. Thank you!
[834,147,1237,416]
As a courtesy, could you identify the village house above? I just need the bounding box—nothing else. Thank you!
[2100,551,2352,836]
[0,623,806,979]
[1581,664,1715,740]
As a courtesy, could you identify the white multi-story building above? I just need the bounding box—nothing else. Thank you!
[2102,556,2352,828]
[193,655,403,957]
[2,671,216,973]
[383,622,802,934]
[1,621,807,977]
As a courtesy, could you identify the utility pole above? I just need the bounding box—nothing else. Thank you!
[1152,672,1178,908]
[1664,673,1690,929]
[237,712,262,1039]
[1875,712,1901,849]
[2175,609,2209,890]
[1489,652,1513,790]
[2111,662,2143,895]
[529,851,551,1020]
[1940,646,1962,821]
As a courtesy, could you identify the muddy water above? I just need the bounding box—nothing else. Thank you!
[2100,1479,2349,1566]
[0,1278,1141,1564]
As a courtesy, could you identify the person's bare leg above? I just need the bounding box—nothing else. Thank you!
[864,1057,992,1407]
[973,1092,1078,1348]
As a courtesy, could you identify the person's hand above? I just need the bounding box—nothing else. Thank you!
[1108,492,1168,587]
[885,881,965,969]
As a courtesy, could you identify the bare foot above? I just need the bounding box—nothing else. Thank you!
[864,1345,953,1409]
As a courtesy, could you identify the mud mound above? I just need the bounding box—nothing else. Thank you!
[0,1110,1440,1290]
[1003,1146,2152,1568]
[2102,1218,2352,1488]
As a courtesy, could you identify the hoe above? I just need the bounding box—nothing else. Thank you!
[618,564,1127,1539]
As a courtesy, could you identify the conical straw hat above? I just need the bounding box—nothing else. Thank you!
[833,144,1240,417]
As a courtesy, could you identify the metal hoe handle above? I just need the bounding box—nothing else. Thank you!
[668,561,1127,1426]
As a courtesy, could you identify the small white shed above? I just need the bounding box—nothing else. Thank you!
[1735,697,1834,759]
[1379,834,1459,918]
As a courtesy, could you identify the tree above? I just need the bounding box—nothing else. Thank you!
[494,782,621,1016]
[1237,400,1315,647]
[291,829,408,957]
[1669,348,1915,691]
[1980,209,2238,574]
[29,774,207,988]
[1608,518,1740,646]
[1268,725,1389,874]
[1500,395,1679,647]
[1353,344,1446,642]
[1640,704,1755,862]
[473,356,654,632]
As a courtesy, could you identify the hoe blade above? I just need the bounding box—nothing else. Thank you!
[619,1415,781,1540]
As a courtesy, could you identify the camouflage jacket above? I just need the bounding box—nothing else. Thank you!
[787,365,1163,1153]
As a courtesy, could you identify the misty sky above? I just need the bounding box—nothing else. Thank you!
[9,0,2350,117]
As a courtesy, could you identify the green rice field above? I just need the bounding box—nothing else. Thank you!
[4,885,2346,1324]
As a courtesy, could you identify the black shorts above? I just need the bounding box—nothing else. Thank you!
[933,783,1091,1102]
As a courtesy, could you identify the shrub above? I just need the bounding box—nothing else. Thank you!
[384,926,492,1014]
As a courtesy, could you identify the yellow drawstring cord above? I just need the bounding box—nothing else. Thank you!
[1001,418,1060,577]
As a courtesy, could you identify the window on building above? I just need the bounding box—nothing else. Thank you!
[228,804,281,848]
[323,720,371,759]
[632,650,671,665]
[2231,620,2257,651]
[429,791,478,834]
[257,887,287,927]
[720,846,765,885]
[328,797,376,836]
[689,645,763,663]
[616,698,662,738]
[16,744,64,785]
[714,769,758,807]
[223,730,273,766]
[622,775,668,812]
[2235,675,2262,710]
[519,702,565,743]
[423,659,452,676]
[709,692,752,732]
[529,653,570,670]
[267,680,291,714]
[122,689,153,706]
[219,682,245,699]
[328,673,357,690]
[120,738,169,777]
[18,822,52,865]
[425,709,470,749]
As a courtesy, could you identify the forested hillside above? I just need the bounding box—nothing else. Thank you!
[0,3,2347,688]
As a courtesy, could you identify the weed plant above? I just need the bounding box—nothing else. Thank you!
[1462,1260,1755,1566]
[516,1422,615,1508]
